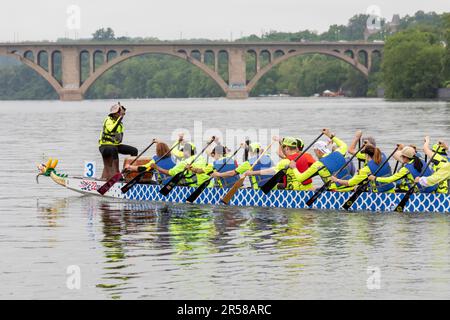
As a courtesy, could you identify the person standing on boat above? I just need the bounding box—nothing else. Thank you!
[125,141,176,184]
[421,136,449,193]
[291,129,352,191]
[150,142,211,187]
[245,137,315,191]
[210,142,273,189]
[368,146,438,193]
[99,103,138,180]
[330,144,395,192]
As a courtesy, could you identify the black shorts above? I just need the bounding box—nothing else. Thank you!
[99,144,138,160]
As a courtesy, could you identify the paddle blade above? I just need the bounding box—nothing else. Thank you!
[159,172,184,197]
[342,183,367,210]
[186,179,210,203]
[221,177,244,205]
[394,190,413,213]
[306,182,330,207]
[97,172,123,195]
[120,172,144,194]
[261,170,285,194]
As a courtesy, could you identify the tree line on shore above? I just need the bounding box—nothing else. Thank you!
[0,11,448,100]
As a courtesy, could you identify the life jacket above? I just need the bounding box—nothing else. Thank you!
[284,153,314,186]
[367,153,395,192]
[213,157,239,188]
[153,155,176,184]
[320,151,352,185]
[249,155,273,188]
[434,156,450,193]
[405,160,438,193]
[181,155,211,187]
[99,116,123,145]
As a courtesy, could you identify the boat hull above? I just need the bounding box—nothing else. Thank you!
[55,174,450,213]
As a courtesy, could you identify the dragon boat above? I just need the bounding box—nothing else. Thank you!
[36,160,450,213]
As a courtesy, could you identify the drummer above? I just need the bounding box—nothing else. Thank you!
[98,103,138,180]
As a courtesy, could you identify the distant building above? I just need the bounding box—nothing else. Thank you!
[386,14,400,33]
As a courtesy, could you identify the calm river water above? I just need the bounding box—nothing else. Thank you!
[1,98,450,299]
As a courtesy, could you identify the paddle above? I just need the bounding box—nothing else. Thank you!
[186,145,242,203]
[221,141,275,205]
[393,160,400,173]
[260,133,325,194]
[121,139,183,194]
[159,137,216,196]
[343,146,398,210]
[306,141,367,207]
[358,138,362,170]
[97,138,156,195]
[394,150,438,212]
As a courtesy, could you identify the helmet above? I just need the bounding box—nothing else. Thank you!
[249,142,261,153]
[281,136,298,148]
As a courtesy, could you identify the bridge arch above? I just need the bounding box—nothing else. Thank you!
[79,49,229,96]
[1,51,63,94]
[246,49,369,93]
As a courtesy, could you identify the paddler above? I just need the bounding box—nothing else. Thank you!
[99,103,138,180]
[422,136,449,193]
[368,145,438,193]
[245,136,315,190]
[348,130,377,163]
[415,162,450,189]
[330,144,395,192]
[150,141,212,187]
[125,141,176,184]
[291,129,352,191]
[192,144,239,188]
[210,142,273,189]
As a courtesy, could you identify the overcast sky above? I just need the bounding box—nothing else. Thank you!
[0,0,448,42]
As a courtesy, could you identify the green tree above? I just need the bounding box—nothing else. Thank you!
[382,29,445,98]
[442,13,450,82]
[92,28,115,41]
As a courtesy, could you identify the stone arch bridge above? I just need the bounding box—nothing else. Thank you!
[0,41,383,100]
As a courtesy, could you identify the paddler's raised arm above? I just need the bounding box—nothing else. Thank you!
[171,133,185,159]
[323,128,348,155]
[348,130,362,155]
[423,136,448,160]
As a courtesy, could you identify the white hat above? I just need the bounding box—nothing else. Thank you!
[110,104,121,114]
[314,141,330,154]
